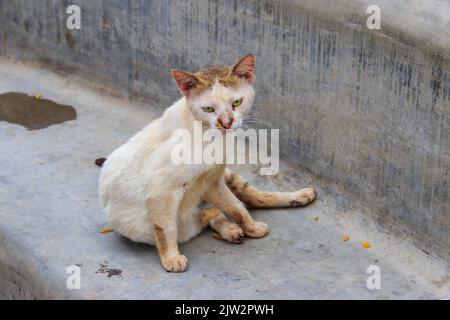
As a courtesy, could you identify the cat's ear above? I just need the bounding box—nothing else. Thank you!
[232,53,255,83]
[171,69,201,96]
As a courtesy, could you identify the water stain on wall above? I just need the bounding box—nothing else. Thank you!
[0,92,76,130]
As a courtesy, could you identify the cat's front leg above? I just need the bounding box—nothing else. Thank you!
[146,191,188,272]
[205,181,269,238]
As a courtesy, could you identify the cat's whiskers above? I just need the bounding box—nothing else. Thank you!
[242,115,268,130]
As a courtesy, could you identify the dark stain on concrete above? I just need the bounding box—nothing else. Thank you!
[23,19,32,33]
[0,92,76,130]
[431,55,443,108]
[96,261,123,278]
[64,28,76,49]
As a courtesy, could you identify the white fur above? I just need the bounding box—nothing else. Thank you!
[99,82,255,245]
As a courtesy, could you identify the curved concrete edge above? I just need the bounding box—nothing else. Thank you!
[0,225,76,299]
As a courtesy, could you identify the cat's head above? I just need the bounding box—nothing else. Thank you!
[171,53,255,132]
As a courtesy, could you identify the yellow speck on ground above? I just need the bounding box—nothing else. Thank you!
[35,92,43,99]
[314,216,319,221]
[100,228,114,233]
[342,235,350,241]
[361,242,372,248]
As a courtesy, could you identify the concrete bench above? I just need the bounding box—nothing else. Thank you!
[0,0,449,299]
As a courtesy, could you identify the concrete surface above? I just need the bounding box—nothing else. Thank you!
[1,61,449,299]
[1,0,449,259]
[287,0,450,58]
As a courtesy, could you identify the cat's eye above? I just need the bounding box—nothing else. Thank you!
[202,106,215,113]
[232,98,243,108]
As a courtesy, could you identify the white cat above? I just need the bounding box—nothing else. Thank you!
[99,54,316,272]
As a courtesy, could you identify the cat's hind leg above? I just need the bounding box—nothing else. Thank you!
[199,207,245,244]
[225,169,316,209]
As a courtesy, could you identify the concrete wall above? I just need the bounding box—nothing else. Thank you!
[1,0,449,258]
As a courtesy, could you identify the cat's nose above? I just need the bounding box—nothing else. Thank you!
[218,117,234,129]
[218,110,234,129]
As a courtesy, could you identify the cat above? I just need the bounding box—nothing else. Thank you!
[98,54,316,272]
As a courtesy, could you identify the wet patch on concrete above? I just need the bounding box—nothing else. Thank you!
[0,92,76,130]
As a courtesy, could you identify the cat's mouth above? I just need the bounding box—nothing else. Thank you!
[215,118,239,132]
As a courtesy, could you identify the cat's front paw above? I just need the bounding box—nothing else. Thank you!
[162,254,188,272]
[213,222,245,244]
[290,187,316,207]
[244,221,269,238]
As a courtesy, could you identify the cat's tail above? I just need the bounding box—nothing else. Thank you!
[95,157,107,167]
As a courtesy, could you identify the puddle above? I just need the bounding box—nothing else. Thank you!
[0,92,76,130]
